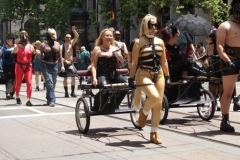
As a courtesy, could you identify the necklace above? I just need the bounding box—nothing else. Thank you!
[102,45,110,50]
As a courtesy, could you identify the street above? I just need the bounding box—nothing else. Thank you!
[0,76,240,160]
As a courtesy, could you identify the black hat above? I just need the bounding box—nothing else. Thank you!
[6,33,15,39]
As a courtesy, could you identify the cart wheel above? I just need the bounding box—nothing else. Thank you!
[130,92,144,129]
[197,90,215,121]
[160,95,169,124]
[75,97,90,134]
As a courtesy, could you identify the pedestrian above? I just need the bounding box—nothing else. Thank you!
[12,30,35,106]
[202,29,222,111]
[176,31,198,62]
[114,29,129,68]
[198,42,206,57]
[79,46,90,82]
[38,28,65,107]
[216,0,240,132]
[128,38,138,69]
[73,43,81,70]
[0,33,16,99]
[91,28,127,111]
[32,40,46,91]
[129,14,170,144]
[58,26,79,97]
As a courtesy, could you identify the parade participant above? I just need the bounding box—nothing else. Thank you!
[32,40,45,91]
[58,26,79,97]
[12,30,35,106]
[0,33,16,99]
[38,28,65,107]
[129,14,170,144]
[216,0,240,132]
[91,28,127,111]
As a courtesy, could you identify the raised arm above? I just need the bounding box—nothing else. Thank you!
[71,26,79,46]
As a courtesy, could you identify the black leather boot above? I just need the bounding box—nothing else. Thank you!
[10,92,15,99]
[220,114,235,132]
[64,86,69,97]
[71,85,77,97]
[233,96,240,111]
[16,98,22,104]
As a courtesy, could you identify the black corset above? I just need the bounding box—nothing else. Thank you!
[97,56,117,78]
[139,54,161,72]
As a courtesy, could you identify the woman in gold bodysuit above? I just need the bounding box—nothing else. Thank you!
[129,14,170,144]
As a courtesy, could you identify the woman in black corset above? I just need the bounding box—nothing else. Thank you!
[91,28,127,111]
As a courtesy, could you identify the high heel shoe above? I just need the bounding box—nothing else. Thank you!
[138,108,148,128]
[150,132,162,144]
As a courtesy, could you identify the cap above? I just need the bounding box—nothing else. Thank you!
[6,33,15,39]
[32,40,41,47]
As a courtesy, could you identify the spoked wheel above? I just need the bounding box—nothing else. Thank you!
[160,95,169,124]
[129,91,144,129]
[197,90,215,121]
[75,97,91,134]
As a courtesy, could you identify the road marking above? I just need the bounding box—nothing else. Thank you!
[0,112,74,119]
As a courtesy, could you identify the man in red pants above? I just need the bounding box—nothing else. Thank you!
[12,30,35,106]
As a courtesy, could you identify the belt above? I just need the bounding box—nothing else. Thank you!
[42,60,58,64]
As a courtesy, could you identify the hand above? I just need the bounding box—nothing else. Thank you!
[92,78,98,86]
[61,66,65,72]
[226,60,235,68]
[64,60,71,65]
[128,78,135,89]
[71,25,76,30]
[165,76,171,88]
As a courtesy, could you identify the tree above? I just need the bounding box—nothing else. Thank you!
[96,0,229,31]
[0,0,77,41]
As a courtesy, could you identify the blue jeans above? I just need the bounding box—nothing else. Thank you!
[41,62,58,104]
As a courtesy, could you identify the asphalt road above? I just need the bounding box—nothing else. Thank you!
[0,76,240,160]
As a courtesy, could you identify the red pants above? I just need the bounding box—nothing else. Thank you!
[15,63,32,98]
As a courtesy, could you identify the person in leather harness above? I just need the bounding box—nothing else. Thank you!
[91,28,127,112]
[128,14,170,144]
[12,30,35,106]
[217,0,240,132]
[38,28,65,107]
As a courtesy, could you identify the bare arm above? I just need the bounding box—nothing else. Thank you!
[217,22,230,62]
[71,26,79,45]
[129,39,140,78]
[91,47,99,85]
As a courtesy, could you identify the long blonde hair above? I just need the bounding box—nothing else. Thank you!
[139,14,157,37]
[94,28,115,47]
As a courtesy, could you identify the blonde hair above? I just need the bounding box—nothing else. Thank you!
[94,28,115,47]
[139,14,157,37]
[48,28,57,40]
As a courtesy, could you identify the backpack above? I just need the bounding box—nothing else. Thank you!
[84,50,91,66]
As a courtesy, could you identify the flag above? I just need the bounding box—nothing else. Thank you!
[110,0,116,20]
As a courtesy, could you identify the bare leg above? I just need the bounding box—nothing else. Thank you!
[220,74,238,132]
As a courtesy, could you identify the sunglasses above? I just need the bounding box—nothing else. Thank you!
[148,23,159,30]
[65,37,71,39]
